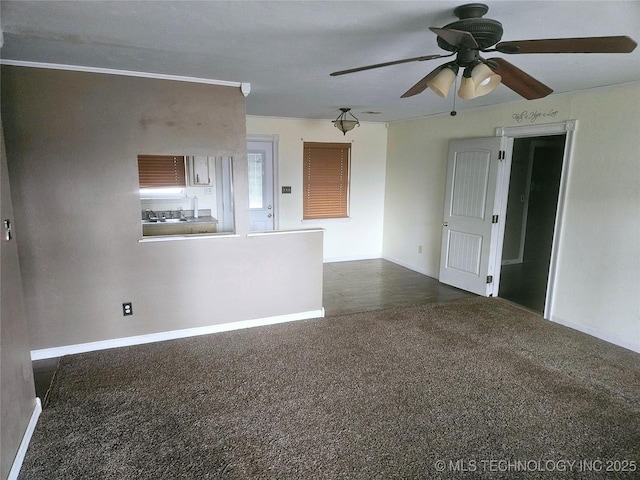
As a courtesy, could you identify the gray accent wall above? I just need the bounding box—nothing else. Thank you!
[1,66,323,351]
[1,117,37,479]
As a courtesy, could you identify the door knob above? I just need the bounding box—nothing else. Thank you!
[442,222,449,227]
[267,205,272,210]
[267,213,273,218]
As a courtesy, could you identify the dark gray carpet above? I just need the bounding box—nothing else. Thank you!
[19,298,640,479]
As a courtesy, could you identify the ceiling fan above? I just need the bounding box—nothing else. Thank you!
[330,3,637,101]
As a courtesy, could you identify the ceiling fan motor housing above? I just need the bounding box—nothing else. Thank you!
[438,3,504,51]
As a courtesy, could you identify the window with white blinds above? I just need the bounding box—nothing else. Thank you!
[303,142,350,219]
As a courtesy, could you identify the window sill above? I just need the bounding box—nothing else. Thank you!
[139,233,239,243]
[301,217,351,224]
[248,228,325,237]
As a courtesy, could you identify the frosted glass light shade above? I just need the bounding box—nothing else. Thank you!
[334,119,358,133]
[427,68,457,98]
[458,76,477,99]
[333,108,360,135]
[470,63,501,97]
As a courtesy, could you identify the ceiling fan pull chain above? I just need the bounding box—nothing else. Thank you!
[451,76,458,116]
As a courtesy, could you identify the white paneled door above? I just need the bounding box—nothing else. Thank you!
[439,137,507,296]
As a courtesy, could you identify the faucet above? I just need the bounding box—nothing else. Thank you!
[146,209,158,220]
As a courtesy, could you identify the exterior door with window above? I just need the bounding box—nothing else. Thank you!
[248,140,274,231]
[439,137,507,296]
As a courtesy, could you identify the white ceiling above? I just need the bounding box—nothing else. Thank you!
[1,1,639,122]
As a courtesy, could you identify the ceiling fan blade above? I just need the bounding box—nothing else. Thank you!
[489,58,553,100]
[400,64,447,98]
[430,27,479,49]
[495,36,637,54]
[330,54,449,76]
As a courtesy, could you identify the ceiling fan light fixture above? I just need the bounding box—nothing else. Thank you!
[458,75,477,99]
[427,64,459,98]
[333,108,360,135]
[469,62,501,97]
[330,3,637,105]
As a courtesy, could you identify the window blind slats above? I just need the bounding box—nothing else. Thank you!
[303,143,350,219]
[138,155,186,188]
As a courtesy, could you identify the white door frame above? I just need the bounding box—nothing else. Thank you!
[494,120,577,320]
[247,134,279,230]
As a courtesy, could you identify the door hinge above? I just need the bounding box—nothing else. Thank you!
[492,214,499,224]
[498,150,505,160]
[486,275,493,284]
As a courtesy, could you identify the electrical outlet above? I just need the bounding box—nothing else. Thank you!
[122,302,133,316]
[418,245,423,253]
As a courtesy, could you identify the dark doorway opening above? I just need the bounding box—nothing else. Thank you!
[499,134,566,312]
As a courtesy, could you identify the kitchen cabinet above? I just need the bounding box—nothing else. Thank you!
[188,155,213,186]
[190,224,216,234]
[142,224,190,236]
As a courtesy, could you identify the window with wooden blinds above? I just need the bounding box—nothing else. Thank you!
[303,142,350,219]
[137,155,186,188]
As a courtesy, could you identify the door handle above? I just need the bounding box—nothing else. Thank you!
[4,220,12,241]
[267,213,273,218]
[442,222,449,227]
[267,205,272,210]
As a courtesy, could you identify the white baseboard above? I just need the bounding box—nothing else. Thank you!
[8,398,42,480]
[323,254,382,263]
[382,255,438,278]
[382,258,640,353]
[550,315,640,353]
[31,309,325,360]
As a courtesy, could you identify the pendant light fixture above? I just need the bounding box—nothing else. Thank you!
[333,108,360,135]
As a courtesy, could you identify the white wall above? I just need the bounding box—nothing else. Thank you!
[246,116,388,261]
[383,83,640,351]
[552,84,640,350]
